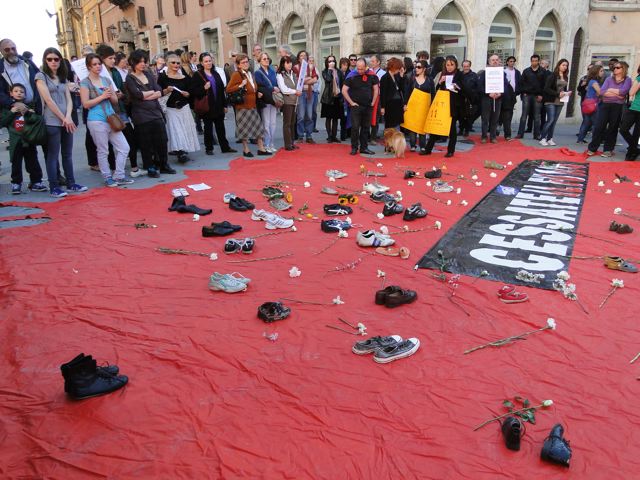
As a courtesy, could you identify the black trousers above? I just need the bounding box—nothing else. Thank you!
[135,119,168,169]
[425,119,458,155]
[481,96,502,140]
[500,105,514,138]
[203,116,230,152]
[351,105,371,150]
[282,104,296,149]
[11,141,42,184]
[588,103,624,153]
[619,108,640,158]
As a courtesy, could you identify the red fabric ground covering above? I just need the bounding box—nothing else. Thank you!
[1,140,639,478]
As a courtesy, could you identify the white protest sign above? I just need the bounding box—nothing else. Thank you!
[296,59,308,92]
[484,67,504,94]
[71,58,119,91]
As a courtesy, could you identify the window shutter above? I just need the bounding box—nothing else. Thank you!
[157,0,163,19]
[173,0,179,16]
[182,0,186,14]
[137,6,146,27]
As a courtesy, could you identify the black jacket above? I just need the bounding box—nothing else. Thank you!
[433,70,467,119]
[461,70,480,103]
[520,66,546,96]
[0,56,42,113]
[477,69,510,102]
[404,75,435,103]
[321,68,344,105]
[379,72,405,109]
[191,68,227,119]
[542,73,568,104]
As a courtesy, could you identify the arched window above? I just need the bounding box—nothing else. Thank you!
[286,15,307,55]
[535,13,559,66]
[430,2,467,62]
[318,8,340,60]
[487,8,518,64]
[260,22,277,61]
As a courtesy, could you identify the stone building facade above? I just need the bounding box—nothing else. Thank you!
[53,0,85,59]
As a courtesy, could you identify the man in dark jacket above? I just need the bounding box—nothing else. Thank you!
[500,56,521,140]
[478,54,509,143]
[0,39,41,114]
[516,54,546,139]
[460,60,479,136]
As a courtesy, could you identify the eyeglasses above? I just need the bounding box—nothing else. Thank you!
[46,57,61,63]
[169,61,181,64]
[349,58,357,62]
[2,46,17,53]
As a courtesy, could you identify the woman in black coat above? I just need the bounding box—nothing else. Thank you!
[404,60,435,152]
[191,52,236,155]
[320,55,344,143]
[379,57,405,129]
[422,55,466,157]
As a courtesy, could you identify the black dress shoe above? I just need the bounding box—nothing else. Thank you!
[205,150,214,155]
[257,150,271,156]
[444,152,454,158]
[229,197,248,211]
[350,148,358,156]
[211,221,242,232]
[541,424,572,467]
[384,288,418,308]
[501,416,523,451]
[160,166,177,174]
[285,146,295,151]
[424,169,442,179]
[221,148,238,153]
[419,150,432,156]
[177,153,190,164]
[202,225,235,237]
[360,148,375,155]
[243,151,254,158]
[375,286,402,305]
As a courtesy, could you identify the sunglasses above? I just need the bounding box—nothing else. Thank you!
[415,66,424,70]
[349,58,357,61]
[169,61,181,64]
[46,57,61,63]
[613,66,622,70]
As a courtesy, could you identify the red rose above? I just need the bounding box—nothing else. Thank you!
[362,74,367,82]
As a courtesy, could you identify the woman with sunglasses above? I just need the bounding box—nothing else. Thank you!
[125,49,174,177]
[404,60,434,152]
[320,55,344,143]
[226,53,270,157]
[338,58,350,140]
[587,62,632,157]
[276,56,302,151]
[35,47,87,197]
[158,53,200,163]
[80,53,133,187]
[255,52,279,152]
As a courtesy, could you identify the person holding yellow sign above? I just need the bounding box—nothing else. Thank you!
[422,56,467,158]
[402,60,434,152]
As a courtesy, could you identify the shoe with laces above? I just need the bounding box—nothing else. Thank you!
[208,273,248,293]
[265,214,294,230]
[539,138,549,146]
[223,192,236,203]
[224,238,243,254]
[258,302,291,322]
[326,169,348,179]
[547,139,557,146]
[11,183,21,195]
[404,170,417,179]
[323,204,353,216]
[241,238,254,254]
[383,200,404,216]
[370,191,397,203]
[114,177,134,186]
[130,168,146,178]
[601,151,613,158]
[147,167,160,178]
[209,272,251,285]
[373,338,420,363]
[433,181,453,193]
[403,202,428,221]
[363,182,390,193]
[68,183,89,192]
[251,209,271,221]
[50,187,68,198]
[269,198,292,211]
[352,335,403,355]
[356,229,395,247]
[28,182,48,192]
[321,219,352,232]
[105,178,118,187]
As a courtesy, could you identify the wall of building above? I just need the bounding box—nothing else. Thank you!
[82,0,105,51]
[588,7,640,73]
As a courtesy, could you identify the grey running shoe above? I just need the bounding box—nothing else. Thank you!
[352,335,403,355]
[373,338,420,363]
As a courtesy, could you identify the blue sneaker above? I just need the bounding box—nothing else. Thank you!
[147,167,160,178]
[28,182,48,192]
[115,177,134,185]
[11,183,22,195]
[50,187,68,198]
[105,178,118,188]
[67,183,88,193]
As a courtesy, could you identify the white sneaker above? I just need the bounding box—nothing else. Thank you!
[268,146,278,153]
[326,169,348,179]
[363,182,390,193]
[356,230,395,247]
[539,139,548,146]
[223,192,236,204]
[547,139,556,146]
[265,214,294,230]
[130,168,146,178]
[251,208,270,221]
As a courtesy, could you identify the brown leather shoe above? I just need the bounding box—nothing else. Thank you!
[384,288,417,308]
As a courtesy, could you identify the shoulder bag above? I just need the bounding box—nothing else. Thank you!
[22,111,48,146]
[88,80,125,132]
[581,97,598,116]
[194,72,210,115]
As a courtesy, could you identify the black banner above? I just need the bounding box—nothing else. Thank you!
[417,160,589,290]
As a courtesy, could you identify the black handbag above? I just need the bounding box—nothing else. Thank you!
[227,86,246,105]
[22,111,48,146]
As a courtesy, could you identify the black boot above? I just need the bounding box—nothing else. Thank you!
[540,424,572,467]
[61,354,119,392]
[169,196,187,211]
[501,416,523,451]
[60,354,128,400]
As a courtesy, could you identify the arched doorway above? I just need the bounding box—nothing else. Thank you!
[487,8,518,64]
[318,8,340,60]
[286,14,307,56]
[535,13,559,66]
[260,22,277,60]
[430,2,467,62]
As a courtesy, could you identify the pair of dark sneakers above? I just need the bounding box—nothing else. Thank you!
[224,237,254,254]
[257,302,291,323]
[502,417,572,467]
[60,353,128,400]
[352,335,421,363]
[202,221,242,237]
[229,197,255,211]
[403,202,428,221]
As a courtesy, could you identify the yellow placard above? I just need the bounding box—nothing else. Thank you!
[400,89,431,135]
[424,90,452,137]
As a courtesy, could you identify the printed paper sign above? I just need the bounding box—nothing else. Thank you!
[484,67,504,94]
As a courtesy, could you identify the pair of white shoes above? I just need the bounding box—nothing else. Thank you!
[171,187,189,197]
[539,138,556,146]
[356,230,395,247]
[363,182,390,194]
[251,209,294,229]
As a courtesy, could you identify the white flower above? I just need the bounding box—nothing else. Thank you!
[613,178,621,184]
[490,172,497,178]
[289,266,302,278]
[605,189,612,194]
[407,180,415,186]
[471,174,478,180]
[291,226,297,232]
[475,181,483,187]
[434,220,442,230]
[460,200,468,206]
[456,187,462,194]
[303,181,311,188]
[612,278,624,288]
[598,180,605,187]
[376,162,383,167]
[377,270,386,278]
[396,190,403,200]
[402,225,409,231]
[209,253,218,261]
[446,200,452,206]
[426,181,432,187]
[557,271,570,281]
[338,229,348,238]
[357,323,367,335]
[72,268,79,274]
[345,216,352,224]
[542,399,554,407]
[546,317,557,330]
[332,295,345,305]
[507,161,513,166]
[376,213,385,219]
[329,177,336,182]
[432,166,437,171]
[637,192,640,198]
[379,225,389,235]
[635,182,640,187]
[415,172,421,177]
[192,214,200,222]
[614,208,622,215]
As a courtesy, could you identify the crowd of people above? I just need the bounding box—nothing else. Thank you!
[1,37,640,198]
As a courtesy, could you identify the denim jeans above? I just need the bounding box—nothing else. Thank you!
[10,141,42,185]
[517,94,542,138]
[311,91,319,130]
[45,126,75,191]
[577,111,597,143]
[262,104,277,148]
[296,93,314,138]
[409,132,427,150]
[540,104,563,141]
[87,120,130,180]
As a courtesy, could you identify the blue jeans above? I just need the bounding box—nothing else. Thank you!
[45,126,75,191]
[296,93,314,139]
[540,104,563,141]
[311,91,319,129]
[577,111,596,142]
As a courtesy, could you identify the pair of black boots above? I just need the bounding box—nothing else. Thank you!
[60,353,128,400]
[502,417,572,467]
[168,196,212,216]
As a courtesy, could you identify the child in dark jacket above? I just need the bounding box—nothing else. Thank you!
[0,83,46,194]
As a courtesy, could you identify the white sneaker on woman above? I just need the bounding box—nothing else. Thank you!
[547,139,557,146]
[539,139,548,146]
